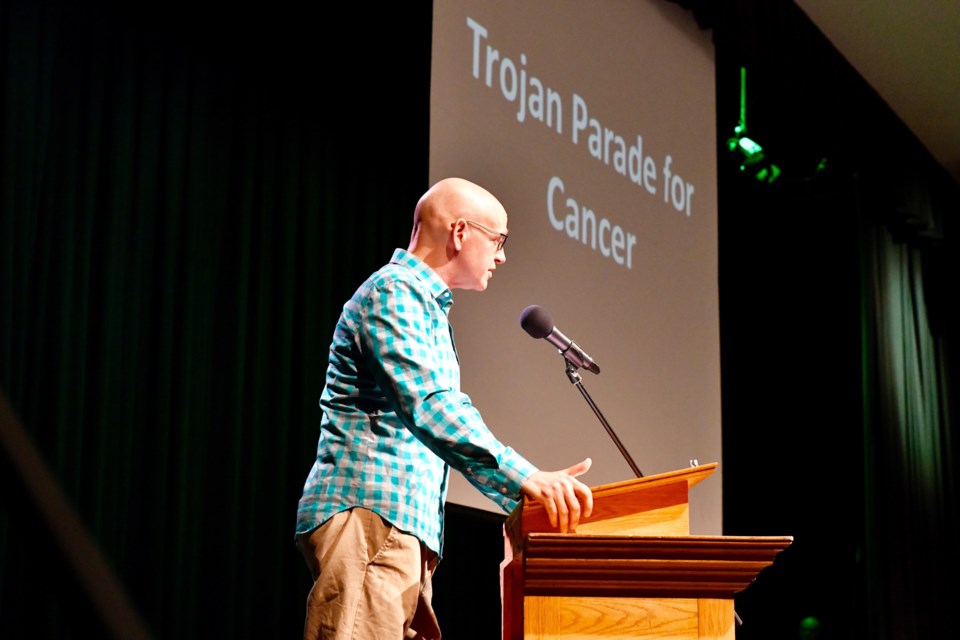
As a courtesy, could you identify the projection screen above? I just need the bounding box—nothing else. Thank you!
[429,0,721,533]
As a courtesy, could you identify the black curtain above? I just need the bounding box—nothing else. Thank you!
[714,2,959,638]
[1,1,437,638]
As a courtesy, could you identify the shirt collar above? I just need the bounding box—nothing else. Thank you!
[389,248,454,310]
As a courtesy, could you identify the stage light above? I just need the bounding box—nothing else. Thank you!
[727,67,781,183]
[726,132,781,183]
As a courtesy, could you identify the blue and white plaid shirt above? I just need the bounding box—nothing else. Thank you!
[296,249,538,556]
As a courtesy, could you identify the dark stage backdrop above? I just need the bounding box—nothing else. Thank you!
[2,1,958,640]
[0,1,437,638]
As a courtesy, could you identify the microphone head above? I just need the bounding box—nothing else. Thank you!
[520,305,554,339]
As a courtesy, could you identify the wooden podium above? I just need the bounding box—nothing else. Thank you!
[500,463,792,639]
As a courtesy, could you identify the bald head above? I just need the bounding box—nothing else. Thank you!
[410,178,505,243]
[408,177,508,290]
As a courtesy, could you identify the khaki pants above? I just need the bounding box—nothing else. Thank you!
[296,507,442,640]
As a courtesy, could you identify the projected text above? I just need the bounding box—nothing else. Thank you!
[466,16,697,219]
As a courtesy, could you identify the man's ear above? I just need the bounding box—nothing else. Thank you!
[451,218,467,251]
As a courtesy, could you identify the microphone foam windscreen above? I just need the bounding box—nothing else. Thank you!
[519,305,553,339]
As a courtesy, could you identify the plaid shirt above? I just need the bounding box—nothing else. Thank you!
[296,248,538,556]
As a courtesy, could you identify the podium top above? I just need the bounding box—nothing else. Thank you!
[505,463,718,547]
[582,462,717,499]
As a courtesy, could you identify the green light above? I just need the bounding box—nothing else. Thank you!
[737,136,763,157]
[727,67,781,183]
[798,615,822,639]
[753,164,781,182]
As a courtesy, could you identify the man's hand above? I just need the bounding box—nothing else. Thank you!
[520,458,594,533]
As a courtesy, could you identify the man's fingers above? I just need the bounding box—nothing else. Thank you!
[566,457,592,478]
[521,462,595,532]
[556,493,570,533]
[576,478,594,518]
[564,479,581,531]
[544,500,558,529]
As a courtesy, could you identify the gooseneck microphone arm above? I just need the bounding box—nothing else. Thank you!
[564,359,644,478]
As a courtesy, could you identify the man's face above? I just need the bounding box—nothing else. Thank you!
[455,213,507,291]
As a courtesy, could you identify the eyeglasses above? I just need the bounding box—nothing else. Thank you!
[463,219,508,252]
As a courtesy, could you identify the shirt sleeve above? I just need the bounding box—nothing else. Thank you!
[359,276,538,512]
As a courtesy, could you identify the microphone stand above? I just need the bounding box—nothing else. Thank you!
[562,361,739,618]
[564,359,643,478]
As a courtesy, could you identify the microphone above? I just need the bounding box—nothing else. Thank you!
[519,305,601,374]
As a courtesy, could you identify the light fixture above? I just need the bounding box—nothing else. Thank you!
[726,67,781,183]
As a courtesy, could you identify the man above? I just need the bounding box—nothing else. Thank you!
[295,177,594,639]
